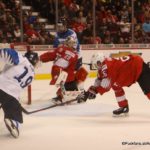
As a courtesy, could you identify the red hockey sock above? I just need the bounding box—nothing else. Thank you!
[118,100,128,107]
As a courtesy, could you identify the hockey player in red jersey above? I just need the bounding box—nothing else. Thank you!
[80,52,150,115]
[40,36,88,103]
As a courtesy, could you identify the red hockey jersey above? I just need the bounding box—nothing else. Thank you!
[96,55,143,95]
[40,45,78,83]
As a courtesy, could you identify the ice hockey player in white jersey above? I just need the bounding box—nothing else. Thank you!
[0,48,39,138]
[53,17,82,70]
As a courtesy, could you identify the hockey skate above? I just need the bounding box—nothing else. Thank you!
[51,96,63,105]
[113,105,129,116]
[4,118,19,138]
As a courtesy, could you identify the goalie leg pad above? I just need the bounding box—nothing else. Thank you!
[56,88,63,98]
[64,81,78,91]
[55,81,78,102]
[55,70,68,85]
[75,67,88,82]
[50,65,61,85]
[50,65,68,85]
[63,81,81,101]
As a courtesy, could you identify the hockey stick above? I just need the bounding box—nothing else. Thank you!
[21,98,78,115]
[82,62,91,66]
[21,82,78,115]
[82,62,97,70]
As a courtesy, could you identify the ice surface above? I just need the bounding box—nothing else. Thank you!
[1,79,150,150]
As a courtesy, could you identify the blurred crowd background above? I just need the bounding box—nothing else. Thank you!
[0,0,150,45]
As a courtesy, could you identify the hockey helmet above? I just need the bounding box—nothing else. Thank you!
[57,17,67,32]
[91,52,105,69]
[24,51,39,66]
[65,36,77,49]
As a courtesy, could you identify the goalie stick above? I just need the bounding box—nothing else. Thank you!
[21,81,80,115]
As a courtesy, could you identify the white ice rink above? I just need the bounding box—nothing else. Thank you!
[1,78,150,150]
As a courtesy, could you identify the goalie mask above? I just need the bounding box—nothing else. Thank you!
[65,36,77,49]
[24,51,39,66]
[91,53,105,69]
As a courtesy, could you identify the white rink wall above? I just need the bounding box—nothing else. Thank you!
[0,43,150,75]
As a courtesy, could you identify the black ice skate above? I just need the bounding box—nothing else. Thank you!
[113,105,129,116]
[4,118,19,138]
[51,96,63,104]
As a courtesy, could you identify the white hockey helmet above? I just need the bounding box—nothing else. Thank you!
[65,36,77,49]
[91,52,105,69]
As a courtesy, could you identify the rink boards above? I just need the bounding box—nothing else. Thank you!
[34,49,150,80]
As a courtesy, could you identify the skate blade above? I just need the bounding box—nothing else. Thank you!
[4,119,19,138]
[112,112,129,117]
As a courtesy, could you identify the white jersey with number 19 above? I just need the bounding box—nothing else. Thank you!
[0,48,35,100]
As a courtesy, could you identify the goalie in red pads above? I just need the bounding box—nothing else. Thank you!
[81,52,150,116]
[40,37,88,103]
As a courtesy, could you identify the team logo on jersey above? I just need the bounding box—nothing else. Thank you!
[110,51,142,58]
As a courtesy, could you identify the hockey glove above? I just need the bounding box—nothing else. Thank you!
[77,86,97,103]
[76,91,89,103]
[86,86,97,99]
